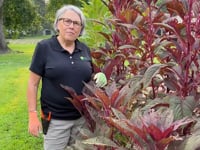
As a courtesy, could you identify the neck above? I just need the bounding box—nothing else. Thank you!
[57,36,75,54]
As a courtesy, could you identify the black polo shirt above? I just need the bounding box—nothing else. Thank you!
[30,36,93,120]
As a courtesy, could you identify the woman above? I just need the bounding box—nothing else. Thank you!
[27,4,106,150]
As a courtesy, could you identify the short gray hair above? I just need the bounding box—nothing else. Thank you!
[53,5,86,36]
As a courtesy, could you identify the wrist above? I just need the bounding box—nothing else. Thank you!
[29,110,37,113]
[29,111,38,119]
[29,110,38,117]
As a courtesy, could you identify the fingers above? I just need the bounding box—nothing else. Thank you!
[93,74,97,80]
[29,124,41,137]
[93,72,107,87]
[28,118,42,137]
[96,78,105,87]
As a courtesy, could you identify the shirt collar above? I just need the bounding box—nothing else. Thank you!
[52,35,82,53]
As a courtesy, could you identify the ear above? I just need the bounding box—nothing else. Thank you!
[79,26,84,36]
[54,20,59,33]
[56,22,59,32]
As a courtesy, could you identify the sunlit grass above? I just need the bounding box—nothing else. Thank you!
[0,40,43,150]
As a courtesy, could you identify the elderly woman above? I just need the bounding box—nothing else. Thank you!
[27,4,106,150]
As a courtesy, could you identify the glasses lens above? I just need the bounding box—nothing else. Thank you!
[73,21,82,27]
[59,18,82,27]
[64,19,73,26]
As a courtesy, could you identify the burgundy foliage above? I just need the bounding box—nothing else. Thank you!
[62,0,200,149]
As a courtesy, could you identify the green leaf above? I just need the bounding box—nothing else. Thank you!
[124,59,130,67]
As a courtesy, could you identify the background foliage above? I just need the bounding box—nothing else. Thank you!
[2,0,89,39]
[3,0,41,38]
[45,0,89,24]
[80,0,111,48]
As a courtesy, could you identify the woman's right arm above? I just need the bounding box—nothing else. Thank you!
[27,71,42,137]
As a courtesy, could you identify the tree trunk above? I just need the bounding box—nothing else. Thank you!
[0,0,9,54]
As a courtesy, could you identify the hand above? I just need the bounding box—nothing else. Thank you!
[93,72,107,87]
[28,111,42,137]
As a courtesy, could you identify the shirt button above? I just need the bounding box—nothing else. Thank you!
[69,56,72,59]
[71,61,74,64]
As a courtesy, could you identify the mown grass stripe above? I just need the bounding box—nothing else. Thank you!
[0,42,43,150]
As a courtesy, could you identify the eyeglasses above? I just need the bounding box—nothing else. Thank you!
[58,18,82,27]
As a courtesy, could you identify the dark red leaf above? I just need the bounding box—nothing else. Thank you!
[95,88,111,110]
[162,126,174,138]
[110,89,119,106]
[125,120,148,142]
[84,94,102,111]
[103,117,143,148]
[60,84,84,114]
[157,136,175,150]
[146,124,163,141]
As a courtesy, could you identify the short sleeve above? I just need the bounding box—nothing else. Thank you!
[29,42,46,76]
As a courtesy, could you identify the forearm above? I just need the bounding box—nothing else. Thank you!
[27,71,41,112]
[27,83,38,112]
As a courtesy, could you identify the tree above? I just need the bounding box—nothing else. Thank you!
[3,0,42,38]
[33,0,49,29]
[0,0,8,54]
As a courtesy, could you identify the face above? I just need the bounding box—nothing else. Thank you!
[57,10,82,42]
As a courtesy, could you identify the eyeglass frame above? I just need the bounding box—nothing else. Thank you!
[58,18,82,27]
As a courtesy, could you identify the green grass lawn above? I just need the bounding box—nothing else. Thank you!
[0,38,46,150]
